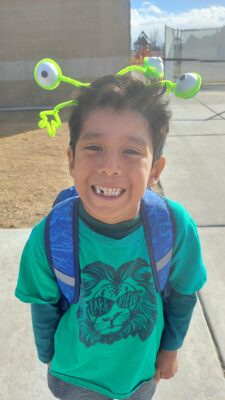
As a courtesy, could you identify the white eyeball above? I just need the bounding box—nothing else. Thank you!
[176,73,197,92]
[174,73,201,98]
[147,57,164,76]
[34,59,62,90]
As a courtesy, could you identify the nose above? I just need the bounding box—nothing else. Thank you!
[98,152,122,176]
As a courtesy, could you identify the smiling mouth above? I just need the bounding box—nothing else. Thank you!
[91,185,125,198]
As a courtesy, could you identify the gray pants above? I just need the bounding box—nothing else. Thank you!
[47,370,157,400]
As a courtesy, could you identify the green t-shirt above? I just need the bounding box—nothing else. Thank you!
[15,198,207,399]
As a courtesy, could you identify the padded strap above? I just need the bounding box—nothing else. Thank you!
[141,190,175,292]
[45,196,80,304]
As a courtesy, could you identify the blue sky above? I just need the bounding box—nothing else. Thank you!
[130,0,225,45]
[131,0,225,13]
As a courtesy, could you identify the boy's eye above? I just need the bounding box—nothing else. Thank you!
[124,148,141,155]
[85,145,102,151]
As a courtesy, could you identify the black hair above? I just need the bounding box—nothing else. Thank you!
[69,74,171,161]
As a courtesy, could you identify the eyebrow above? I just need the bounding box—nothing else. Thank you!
[80,132,148,147]
[80,132,103,142]
[126,135,148,147]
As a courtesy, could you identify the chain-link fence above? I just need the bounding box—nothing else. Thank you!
[165,25,225,85]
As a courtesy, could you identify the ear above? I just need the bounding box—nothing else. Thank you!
[67,147,75,177]
[147,156,166,187]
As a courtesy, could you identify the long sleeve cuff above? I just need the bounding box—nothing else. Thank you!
[160,289,197,351]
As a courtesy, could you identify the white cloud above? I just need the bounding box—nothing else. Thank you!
[167,6,225,29]
[140,4,162,14]
[131,5,225,46]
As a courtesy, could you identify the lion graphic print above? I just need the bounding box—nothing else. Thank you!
[77,258,157,347]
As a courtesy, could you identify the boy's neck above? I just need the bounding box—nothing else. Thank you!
[79,201,142,239]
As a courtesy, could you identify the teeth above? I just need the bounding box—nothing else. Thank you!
[93,186,123,197]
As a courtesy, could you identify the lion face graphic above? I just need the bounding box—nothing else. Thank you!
[77,258,157,347]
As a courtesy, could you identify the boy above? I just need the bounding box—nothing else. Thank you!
[15,74,207,400]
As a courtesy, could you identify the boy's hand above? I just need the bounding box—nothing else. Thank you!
[154,349,178,384]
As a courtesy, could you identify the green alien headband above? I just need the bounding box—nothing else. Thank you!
[34,57,202,137]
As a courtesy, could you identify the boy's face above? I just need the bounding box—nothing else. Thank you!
[68,107,165,224]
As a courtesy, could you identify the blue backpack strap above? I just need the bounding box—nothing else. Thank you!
[52,186,78,207]
[141,189,176,294]
[44,196,80,305]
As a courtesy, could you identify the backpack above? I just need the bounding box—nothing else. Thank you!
[45,187,176,307]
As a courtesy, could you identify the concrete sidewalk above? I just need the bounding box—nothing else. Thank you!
[1,90,225,399]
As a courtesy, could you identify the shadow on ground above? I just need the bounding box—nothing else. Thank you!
[0,109,71,137]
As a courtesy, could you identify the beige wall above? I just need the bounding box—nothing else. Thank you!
[0,0,130,107]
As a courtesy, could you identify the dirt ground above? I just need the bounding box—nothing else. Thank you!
[0,111,72,228]
[0,110,161,228]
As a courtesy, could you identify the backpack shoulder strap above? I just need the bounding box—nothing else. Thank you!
[141,190,176,294]
[52,186,78,207]
[44,196,80,305]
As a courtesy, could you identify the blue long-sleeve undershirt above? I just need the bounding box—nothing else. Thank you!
[160,289,197,351]
[31,302,62,363]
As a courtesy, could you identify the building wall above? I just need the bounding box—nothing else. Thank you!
[0,0,130,107]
